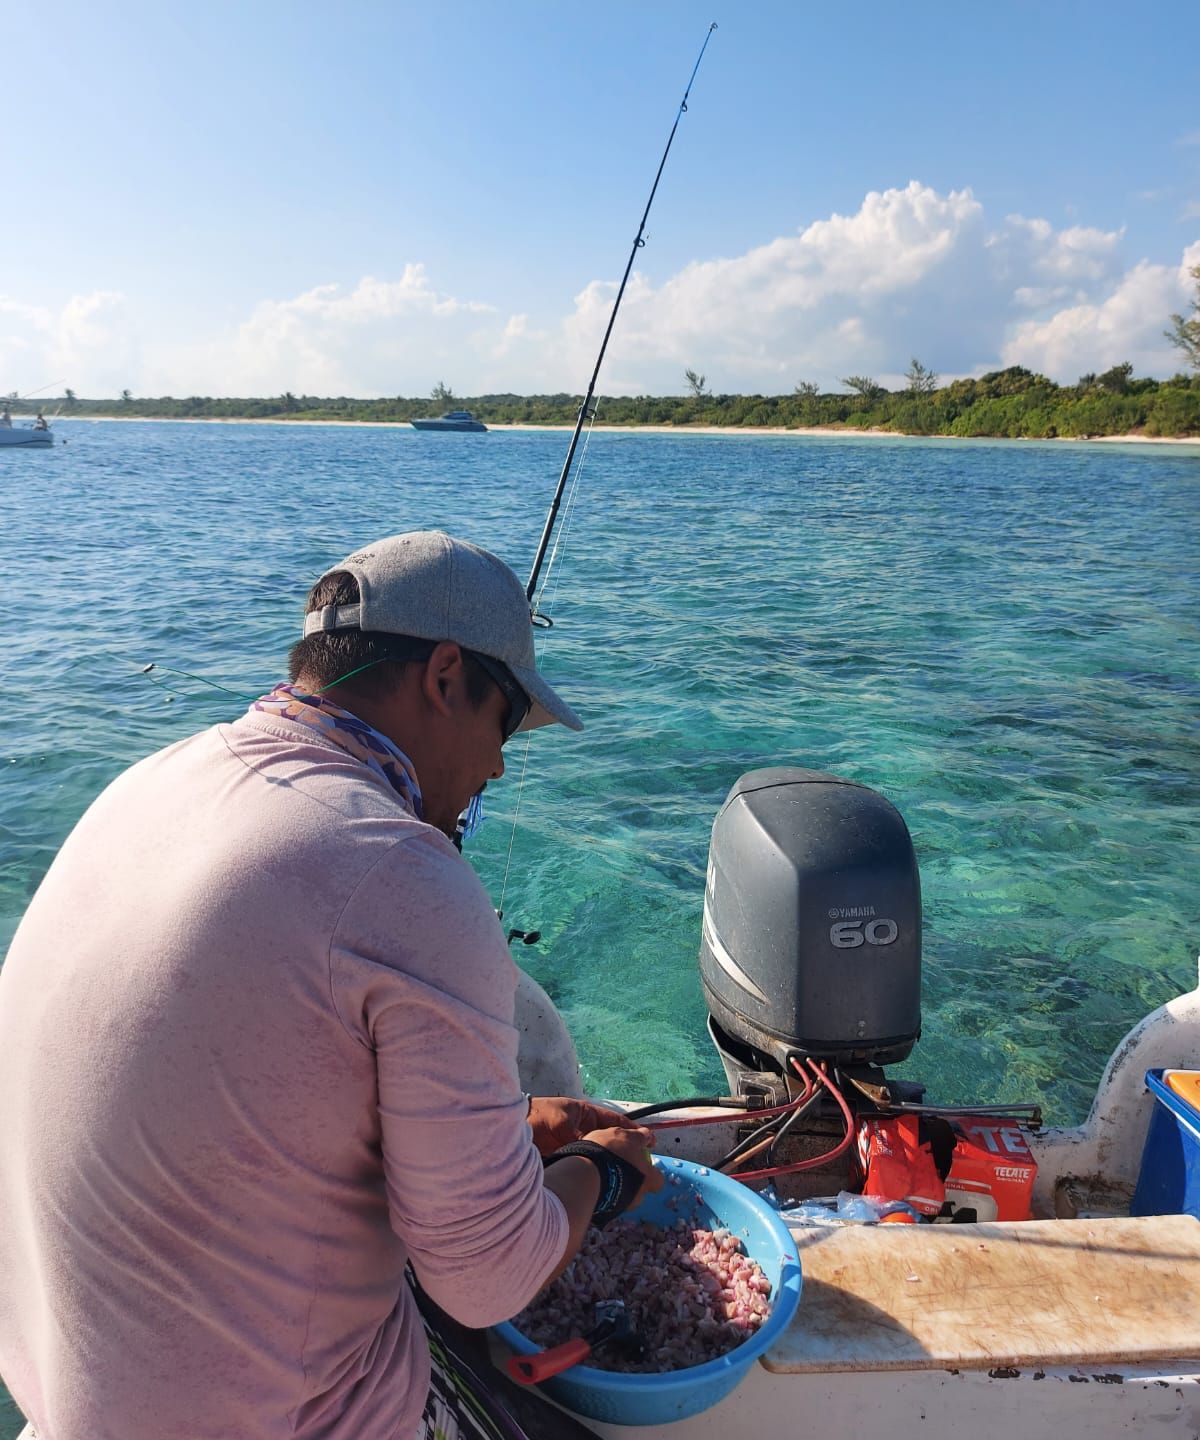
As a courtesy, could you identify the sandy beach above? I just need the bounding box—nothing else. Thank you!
[59,416,1200,446]
[492,424,1200,446]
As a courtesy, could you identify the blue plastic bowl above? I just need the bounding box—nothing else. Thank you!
[494,1156,802,1426]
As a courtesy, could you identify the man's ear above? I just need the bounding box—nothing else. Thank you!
[420,641,466,719]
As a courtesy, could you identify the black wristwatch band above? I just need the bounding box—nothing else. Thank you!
[543,1141,645,1228]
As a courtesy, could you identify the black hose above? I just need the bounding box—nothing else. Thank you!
[713,1115,785,1171]
[765,1060,840,1167]
[623,1096,728,1121]
[716,1087,826,1171]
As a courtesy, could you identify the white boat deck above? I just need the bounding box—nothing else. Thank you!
[765,1213,1200,1373]
[510,965,1200,1437]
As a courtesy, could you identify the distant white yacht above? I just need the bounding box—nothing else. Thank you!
[410,409,488,433]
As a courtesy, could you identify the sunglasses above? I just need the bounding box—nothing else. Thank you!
[464,651,531,741]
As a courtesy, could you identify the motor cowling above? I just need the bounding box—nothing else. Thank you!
[699,768,921,1072]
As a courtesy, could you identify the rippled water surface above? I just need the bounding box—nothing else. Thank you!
[3,421,1198,1136]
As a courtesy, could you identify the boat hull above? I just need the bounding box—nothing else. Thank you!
[410,418,488,432]
[574,1359,1200,1439]
[0,429,52,446]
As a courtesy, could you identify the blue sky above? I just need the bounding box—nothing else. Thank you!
[3,0,1198,397]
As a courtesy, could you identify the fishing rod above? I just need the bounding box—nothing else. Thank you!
[14,380,66,403]
[495,24,717,914]
[525,21,717,606]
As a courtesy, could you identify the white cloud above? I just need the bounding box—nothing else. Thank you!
[540,185,1153,391]
[146,267,495,396]
[999,217,1123,284]
[0,289,134,397]
[551,193,1188,390]
[1001,241,1200,380]
[5,188,1199,395]
[547,183,987,392]
[1013,285,1075,309]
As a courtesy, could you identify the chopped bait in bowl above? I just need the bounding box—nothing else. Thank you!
[514,1220,772,1373]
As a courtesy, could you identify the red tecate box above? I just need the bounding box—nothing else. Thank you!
[858,1114,1038,1222]
[942,1116,1038,1222]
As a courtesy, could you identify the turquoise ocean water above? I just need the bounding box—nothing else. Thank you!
[2,422,1197,1123]
[3,421,1199,1114]
[0,418,1198,1432]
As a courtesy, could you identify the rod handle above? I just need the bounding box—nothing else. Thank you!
[507,1337,593,1384]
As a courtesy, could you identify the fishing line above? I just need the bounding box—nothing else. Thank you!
[140,662,247,700]
[141,666,178,704]
[496,733,535,922]
[15,380,66,403]
[496,24,717,925]
[496,406,598,914]
[533,399,598,625]
[493,436,593,914]
[137,657,401,707]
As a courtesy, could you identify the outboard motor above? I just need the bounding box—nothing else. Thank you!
[700,768,921,1099]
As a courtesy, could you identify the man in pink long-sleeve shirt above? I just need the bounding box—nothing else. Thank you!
[0,531,659,1440]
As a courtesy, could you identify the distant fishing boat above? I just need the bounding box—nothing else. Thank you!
[0,406,53,443]
[410,410,488,433]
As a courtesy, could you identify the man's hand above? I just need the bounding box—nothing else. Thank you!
[580,1124,665,1208]
[528,1097,644,1156]
[540,1122,663,1282]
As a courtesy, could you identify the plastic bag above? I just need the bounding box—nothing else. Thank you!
[770,1190,921,1226]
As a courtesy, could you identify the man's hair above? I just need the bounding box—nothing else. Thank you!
[289,570,490,705]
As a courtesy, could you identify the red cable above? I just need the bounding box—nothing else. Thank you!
[643,1063,813,1132]
[730,1059,855,1184]
[638,1059,853,1183]
[793,1059,814,1107]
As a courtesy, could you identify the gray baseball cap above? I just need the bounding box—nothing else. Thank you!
[302,531,583,734]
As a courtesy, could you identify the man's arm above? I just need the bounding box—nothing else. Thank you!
[540,1125,661,1284]
[328,834,654,1326]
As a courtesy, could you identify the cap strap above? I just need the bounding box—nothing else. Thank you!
[303,603,362,636]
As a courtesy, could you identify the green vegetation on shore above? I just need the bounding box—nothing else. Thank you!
[12,367,1200,438]
[12,264,1200,438]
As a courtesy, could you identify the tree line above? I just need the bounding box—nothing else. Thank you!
[11,265,1199,437]
[18,367,1196,437]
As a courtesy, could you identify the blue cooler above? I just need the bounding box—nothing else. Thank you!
[1131,1069,1200,1219]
